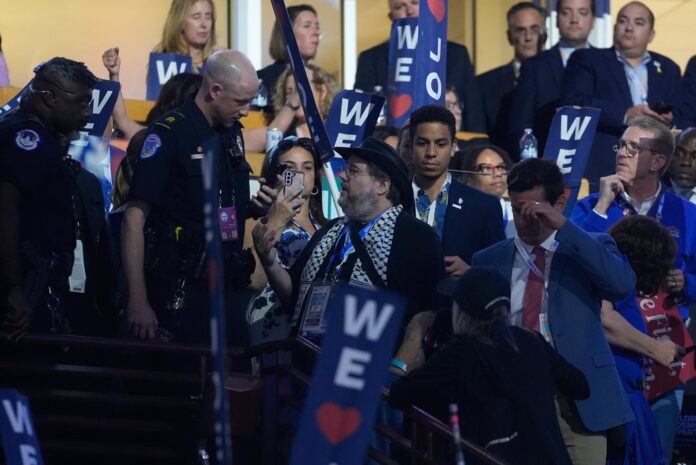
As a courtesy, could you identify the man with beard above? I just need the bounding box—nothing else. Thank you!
[253,137,444,343]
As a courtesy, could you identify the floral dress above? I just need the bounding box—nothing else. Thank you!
[247,218,316,345]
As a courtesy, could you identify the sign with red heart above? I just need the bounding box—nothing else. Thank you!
[428,0,446,23]
[389,94,413,120]
[315,403,362,445]
[288,284,404,465]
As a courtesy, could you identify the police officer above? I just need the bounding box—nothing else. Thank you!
[123,49,273,344]
[0,57,97,339]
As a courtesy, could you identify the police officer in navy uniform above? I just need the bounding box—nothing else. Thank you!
[123,49,273,344]
[0,57,97,339]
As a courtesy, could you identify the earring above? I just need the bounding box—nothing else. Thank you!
[311,186,319,196]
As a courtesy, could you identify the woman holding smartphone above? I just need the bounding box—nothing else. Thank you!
[246,137,327,344]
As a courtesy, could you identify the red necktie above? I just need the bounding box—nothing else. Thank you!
[522,246,546,331]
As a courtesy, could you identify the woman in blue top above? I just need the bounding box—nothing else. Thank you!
[246,137,326,344]
[604,215,680,465]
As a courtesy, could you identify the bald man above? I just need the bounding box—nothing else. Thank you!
[122,49,271,344]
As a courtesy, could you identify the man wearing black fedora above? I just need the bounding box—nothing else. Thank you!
[252,136,444,341]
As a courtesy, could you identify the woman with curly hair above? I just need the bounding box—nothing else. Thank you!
[602,215,685,465]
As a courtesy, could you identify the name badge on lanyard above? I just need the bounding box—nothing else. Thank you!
[298,281,335,338]
[218,206,238,241]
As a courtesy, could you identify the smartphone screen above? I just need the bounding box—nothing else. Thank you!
[282,169,305,194]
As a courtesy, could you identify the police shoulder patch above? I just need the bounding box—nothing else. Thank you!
[141,134,162,159]
[15,129,41,151]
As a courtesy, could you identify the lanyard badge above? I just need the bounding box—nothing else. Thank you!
[218,206,238,241]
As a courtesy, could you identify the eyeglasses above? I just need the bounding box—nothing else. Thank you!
[612,139,658,158]
[29,80,93,110]
[476,163,508,175]
[339,164,371,180]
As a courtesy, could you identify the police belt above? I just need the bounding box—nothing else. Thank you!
[143,220,254,286]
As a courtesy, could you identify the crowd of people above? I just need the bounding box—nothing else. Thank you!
[2,0,696,464]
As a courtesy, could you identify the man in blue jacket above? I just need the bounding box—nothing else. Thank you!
[561,1,680,190]
[409,105,504,275]
[572,117,696,459]
[473,158,635,464]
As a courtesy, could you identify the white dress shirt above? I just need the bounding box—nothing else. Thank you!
[510,231,558,332]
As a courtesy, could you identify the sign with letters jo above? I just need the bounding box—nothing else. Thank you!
[413,0,447,110]
[146,52,192,101]
[544,106,600,214]
[289,284,404,465]
[0,390,44,465]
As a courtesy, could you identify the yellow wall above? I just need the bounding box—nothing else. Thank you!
[0,0,228,100]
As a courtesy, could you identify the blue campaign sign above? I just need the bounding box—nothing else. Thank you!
[326,90,384,149]
[413,0,447,109]
[387,17,418,128]
[0,389,44,465]
[146,52,192,101]
[289,284,404,465]
[68,80,121,158]
[543,106,601,213]
[271,0,334,163]
[0,83,28,118]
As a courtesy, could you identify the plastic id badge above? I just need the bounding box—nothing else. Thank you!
[299,281,334,337]
[218,206,238,241]
[68,239,86,293]
[539,313,553,345]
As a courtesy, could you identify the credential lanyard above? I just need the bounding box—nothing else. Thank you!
[513,237,558,285]
[327,213,383,276]
[618,190,665,223]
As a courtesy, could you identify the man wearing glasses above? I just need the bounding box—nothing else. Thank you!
[572,116,696,322]
[0,57,97,338]
[408,105,504,276]
[572,116,696,465]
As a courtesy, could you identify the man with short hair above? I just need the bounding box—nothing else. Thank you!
[122,50,271,344]
[409,105,504,275]
[354,0,485,132]
[254,137,443,341]
[0,57,98,338]
[473,158,635,464]
[667,127,696,204]
[477,2,545,152]
[509,0,595,156]
[571,117,696,462]
[561,1,681,188]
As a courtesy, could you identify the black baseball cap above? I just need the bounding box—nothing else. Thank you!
[437,267,511,319]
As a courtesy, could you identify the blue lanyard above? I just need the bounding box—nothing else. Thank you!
[327,213,384,275]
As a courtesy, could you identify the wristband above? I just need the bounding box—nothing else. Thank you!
[390,358,408,373]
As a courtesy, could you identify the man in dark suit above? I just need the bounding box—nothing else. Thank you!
[477,2,545,154]
[472,159,635,464]
[678,55,696,128]
[354,0,485,133]
[561,1,680,190]
[509,0,595,157]
[409,105,504,276]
